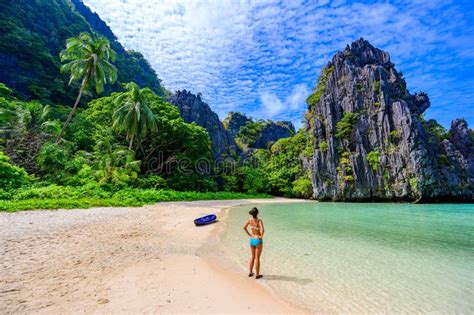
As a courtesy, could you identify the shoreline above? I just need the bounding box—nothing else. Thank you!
[0,198,308,314]
[200,199,312,314]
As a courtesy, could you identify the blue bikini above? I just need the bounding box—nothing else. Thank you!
[250,237,262,247]
[249,219,263,246]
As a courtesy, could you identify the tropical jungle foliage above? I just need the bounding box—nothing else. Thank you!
[58,32,118,139]
[0,25,317,211]
[0,78,271,210]
[216,129,314,198]
[0,0,163,105]
[236,121,265,148]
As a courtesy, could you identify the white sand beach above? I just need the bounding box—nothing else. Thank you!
[0,199,306,314]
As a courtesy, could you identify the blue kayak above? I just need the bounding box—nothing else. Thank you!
[194,214,217,226]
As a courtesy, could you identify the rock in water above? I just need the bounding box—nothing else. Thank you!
[170,90,239,158]
[306,38,473,202]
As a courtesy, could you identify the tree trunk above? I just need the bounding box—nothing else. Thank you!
[129,135,134,150]
[56,75,89,142]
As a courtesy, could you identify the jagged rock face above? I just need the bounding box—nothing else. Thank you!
[440,120,474,196]
[308,38,473,201]
[449,119,474,158]
[223,112,295,149]
[277,121,296,133]
[223,112,251,138]
[170,90,239,158]
[253,121,295,149]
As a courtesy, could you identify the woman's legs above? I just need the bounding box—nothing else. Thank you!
[249,245,256,274]
[255,243,263,277]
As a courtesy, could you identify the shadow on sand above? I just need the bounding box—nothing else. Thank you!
[262,274,313,285]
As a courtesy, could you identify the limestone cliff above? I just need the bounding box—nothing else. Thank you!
[307,38,473,201]
[170,90,239,158]
[253,121,295,149]
[223,112,295,150]
[223,112,251,138]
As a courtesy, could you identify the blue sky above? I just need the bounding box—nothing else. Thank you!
[84,0,474,129]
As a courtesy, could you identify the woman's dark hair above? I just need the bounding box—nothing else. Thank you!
[249,207,259,219]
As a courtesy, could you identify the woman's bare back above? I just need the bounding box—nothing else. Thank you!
[249,218,262,238]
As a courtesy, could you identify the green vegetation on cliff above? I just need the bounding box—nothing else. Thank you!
[229,130,314,198]
[224,112,295,150]
[306,65,333,111]
[0,0,163,104]
[335,112,358,139]
[236,121,265,148]
[366,151,380,171]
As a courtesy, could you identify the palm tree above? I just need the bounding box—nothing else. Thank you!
[1,101,60,137]
[20,102,52,133]
[1,101,61,174]
[94,138,141,185]
[58,32,117,140]
[112,82,157,150]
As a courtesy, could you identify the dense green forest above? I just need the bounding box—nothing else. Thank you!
[0,0,315,210]
[0,79,312,211]
[0,0,164,105]
[0,77,270,211]
[0,28,315,211]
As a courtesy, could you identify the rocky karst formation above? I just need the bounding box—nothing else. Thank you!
[306,38,473,201]
[253,121,295,149]
[223,112,295,150]
[170,90,239,158]
[223,112,251,138]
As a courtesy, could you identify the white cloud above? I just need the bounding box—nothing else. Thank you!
[287,84,311,111]
[258,83,310,119]
[83,0,474,128]
[259,90,283,117]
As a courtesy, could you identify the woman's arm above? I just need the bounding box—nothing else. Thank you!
[259,220,265,239]
[243,220,251,237]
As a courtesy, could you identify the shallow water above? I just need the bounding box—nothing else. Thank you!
[217,202,474,313]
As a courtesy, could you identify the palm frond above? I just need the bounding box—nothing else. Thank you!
[59,32,117,93]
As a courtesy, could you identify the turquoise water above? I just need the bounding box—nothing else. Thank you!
[216,202,474,313]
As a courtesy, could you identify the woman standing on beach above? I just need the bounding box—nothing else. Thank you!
[243,207,264,279]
